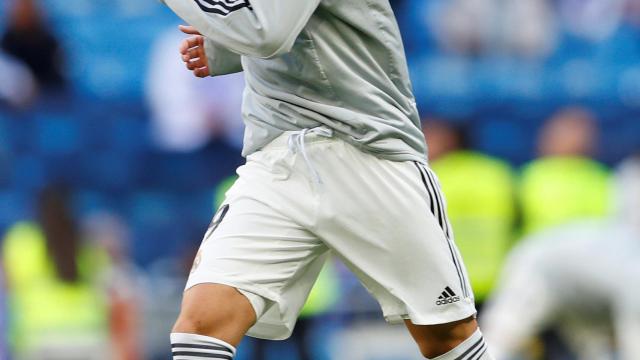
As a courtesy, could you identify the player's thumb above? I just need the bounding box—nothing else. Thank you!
[179,25,201,35]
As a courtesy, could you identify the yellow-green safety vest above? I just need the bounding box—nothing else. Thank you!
[2,222,110,355]
[519,157,612,235]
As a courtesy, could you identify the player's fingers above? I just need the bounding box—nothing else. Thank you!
[181,36,203,54]
[187,46,202,60]
[194,57,207,68]
[179,25,202,35]
[179,39,190,55]
[186,58,206,70]
[193,66,209,78]
[186,60,197,70]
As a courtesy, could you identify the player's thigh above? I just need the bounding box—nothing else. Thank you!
[184,185,327,340]
[318,153,475,325]
[174,283,256,346]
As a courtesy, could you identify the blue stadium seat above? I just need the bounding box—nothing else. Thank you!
[73,189,111,215]
[9,154,47,191]
[598,117,640,164]
[0,112,9,153]
[109,116,150,153]
[399,0,441,56]
[0,152,9,188]
[80,150,140,191]
[0,191,34,228]
[471,117,534,165]
[33,112,82,156]
[126,192,193,266]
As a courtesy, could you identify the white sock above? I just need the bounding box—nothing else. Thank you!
[171,333,236,359]
[430,328,494,360]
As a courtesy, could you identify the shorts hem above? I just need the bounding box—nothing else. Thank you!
[185,274,294,340]
[185,274,280,304]
[384,305,477,326]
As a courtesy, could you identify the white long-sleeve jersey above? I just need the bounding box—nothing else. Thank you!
[162,0,426,162]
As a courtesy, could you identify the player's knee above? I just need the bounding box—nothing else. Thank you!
[172,284,256,338]
[172,309,218,335]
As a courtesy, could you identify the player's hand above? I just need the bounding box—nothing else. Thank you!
[178,25,209,78]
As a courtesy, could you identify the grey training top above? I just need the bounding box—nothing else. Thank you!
[163,0,427,163]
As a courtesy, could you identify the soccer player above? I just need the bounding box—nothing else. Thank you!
[481,157,640,360]
[161,0,494,359]
[481,220,640,360]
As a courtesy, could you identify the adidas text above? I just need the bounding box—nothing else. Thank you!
[436,296,460,306]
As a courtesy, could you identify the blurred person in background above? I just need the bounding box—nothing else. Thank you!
[2,186,140,360]
[0,262,8,359]
[480,154,640,360]
[519,106,612,235]
[1,0,66,90]
[624,0,640,26]
[433,0,557,58]
[0,50,37,108]
[82,212,142,360]
[424,119,516,307]
[556,0,627,41]
[2,185,110,359]
[146,27,245,152]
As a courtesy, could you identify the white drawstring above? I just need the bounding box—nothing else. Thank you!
[287,127,333,184]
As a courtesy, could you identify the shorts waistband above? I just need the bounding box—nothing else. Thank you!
[264,127,335,150]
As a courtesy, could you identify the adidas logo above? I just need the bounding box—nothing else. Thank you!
[436,286,460,306]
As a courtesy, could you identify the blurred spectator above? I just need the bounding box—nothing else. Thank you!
[0,262,8,359]
[481,218,640,360]
[425,119,516,304]
[1,0,66,89]
[82,212,142,360]
[615,154,640,231]
[2,186,111,359]
[481,158,640,359]
[146,27,245,152]
[0,51,37,108]
[624,0,640,26]
[139,256,187,360]
[557,0,626,41]
[433,0,556,58]
[519,107,612,235]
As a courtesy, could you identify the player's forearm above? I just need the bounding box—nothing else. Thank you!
[163,0,320,59]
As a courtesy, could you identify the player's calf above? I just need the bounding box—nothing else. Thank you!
[171,284,256,359]
[406,317,494,359]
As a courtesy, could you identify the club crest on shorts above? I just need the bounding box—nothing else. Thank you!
[436,286,460,306]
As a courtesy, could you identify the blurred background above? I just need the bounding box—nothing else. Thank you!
[0,0,639,359]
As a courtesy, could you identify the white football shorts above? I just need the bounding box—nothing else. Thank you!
[186,128,476,340]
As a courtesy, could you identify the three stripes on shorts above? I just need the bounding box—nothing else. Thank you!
[193,0,252,16]
[414,162,470,299]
